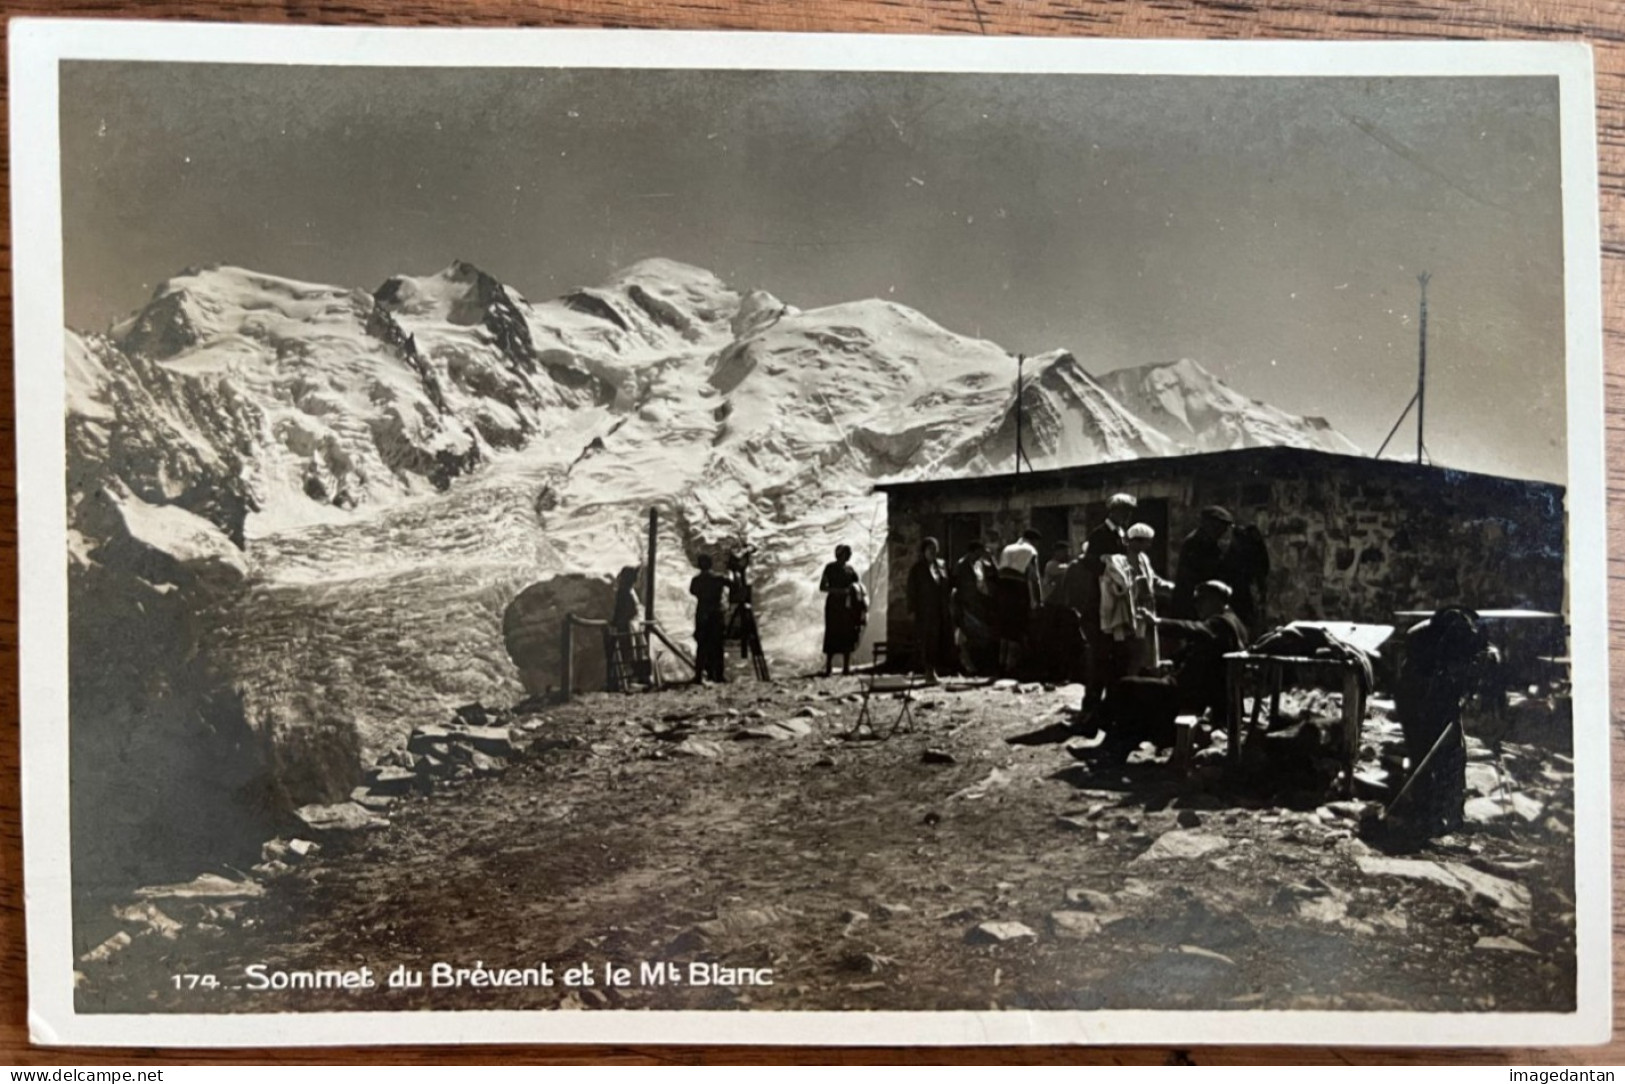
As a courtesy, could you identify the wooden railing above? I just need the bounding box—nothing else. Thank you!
[558,614,696,703]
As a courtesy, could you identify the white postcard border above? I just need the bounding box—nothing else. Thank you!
[10,19,1610,1048]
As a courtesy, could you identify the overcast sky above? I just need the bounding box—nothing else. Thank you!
[60,64,1567,482]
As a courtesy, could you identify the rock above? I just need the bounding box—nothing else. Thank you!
[992,679,1019,690]
[261,839,290,863]
[940,905,987,923]
[673,739,725,759]
[1355,856,1531,921]
[1132,830,1230,863]
[1178,944,1236,967]
[251,860,292,879]
[111,901,184,939]
[286,838,320,861]
[1055,816,1094,833]
[1466,762,1503,797]
[79,931,133,964]
[1175,809,1203,829]
[365,765,424,797]
[1049,911,1116,940]
[840,909,870,926]
[101,488,248,589]
[469,750,507,776]
[1444,862,1533,919]
[1475,935,1536,954]
[1063,887,1118,912]
[377,748,415,769]
[352,791,396,813]
[676,905,801,949]
[840,950,893,973]
[135,873,265,901]
[1295,895,1360,928]
[1016,682,1044,695]
[734,719,812,741]
[293,801,388,836]
[1473,856,1540,878]
[456,725,518,757]
[1508,793,1545,822]
[965,920,1037,945]
[407,724,455,755]
[921,748,957,765]
[796,706,823,718]
[877,902,913,919]
[951,768,1011,801]
[453,702,491,727]
[418,754,455,778]
[813,755,838,769]
[503,574,616,696]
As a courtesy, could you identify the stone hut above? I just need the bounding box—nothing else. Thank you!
[875,447,1565,654]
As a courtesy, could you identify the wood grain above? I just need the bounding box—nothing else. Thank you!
[0,0,1620,1066]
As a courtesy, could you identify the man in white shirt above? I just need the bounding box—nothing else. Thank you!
[995,529,1043,675]
[1074,493,1137,712]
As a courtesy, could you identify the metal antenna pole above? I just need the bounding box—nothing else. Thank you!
[1416,272,1430,465]
[1014,353,1025,476]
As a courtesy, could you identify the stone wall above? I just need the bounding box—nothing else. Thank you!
[881,449,1565,653]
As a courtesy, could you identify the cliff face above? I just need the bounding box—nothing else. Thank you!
[66,258,1360,894]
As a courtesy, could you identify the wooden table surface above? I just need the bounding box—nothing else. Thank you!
[1,0,1621,1066]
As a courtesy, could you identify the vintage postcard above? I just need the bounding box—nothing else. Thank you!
[11,22,1609,1046]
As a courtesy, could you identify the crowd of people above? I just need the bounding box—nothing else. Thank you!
[665,493,1491,837]
[905,493,1267,761]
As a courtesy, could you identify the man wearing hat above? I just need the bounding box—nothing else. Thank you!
[1174,505,1234,619]
[1099,522,1173,679]
[1091,580,1249,764]
[1067,492,1138,712]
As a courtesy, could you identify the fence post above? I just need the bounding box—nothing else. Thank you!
[560,614,574,703]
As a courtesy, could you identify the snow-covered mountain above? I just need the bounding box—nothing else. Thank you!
[65,257,1360,891]
[1095,357,1359,455]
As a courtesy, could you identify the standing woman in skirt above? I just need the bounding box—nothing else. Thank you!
[819,544,864,676]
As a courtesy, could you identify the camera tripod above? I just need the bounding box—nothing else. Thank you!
[725,600,771,681]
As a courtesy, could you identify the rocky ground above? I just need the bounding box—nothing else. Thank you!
[74,675,1576,1015]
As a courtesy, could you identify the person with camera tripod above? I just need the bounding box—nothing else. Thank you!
[689,553,733,684]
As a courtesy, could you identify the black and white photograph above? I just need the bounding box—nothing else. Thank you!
[12,24,1609,1047]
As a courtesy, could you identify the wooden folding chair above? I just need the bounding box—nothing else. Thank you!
[844,673,925,740]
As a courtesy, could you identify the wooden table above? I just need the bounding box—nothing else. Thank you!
[1224,651,1369,797]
